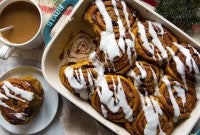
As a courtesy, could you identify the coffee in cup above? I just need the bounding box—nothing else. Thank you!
[0,0,43,59]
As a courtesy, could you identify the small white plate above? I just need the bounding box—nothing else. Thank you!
[0,66,59,135]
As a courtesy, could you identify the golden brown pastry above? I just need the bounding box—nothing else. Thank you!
[125,95,174,135]
[133,20,178,65]
[157,75,196,121]
[85,0,137,74]
[85,0,137,35]
[60,61,98,100]
[58,0,199,134]
[165,43,200,89]
[0,77,43,125]
[60,31,98,64]
[90,75,140,123]
[127,61,162,95]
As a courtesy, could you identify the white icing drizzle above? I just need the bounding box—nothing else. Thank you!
[89,52,105,76]
[11,113,26,120]
[96,0,121,63]
[95,0,135,67]
[151,22,165,35]
[174,43,200,81]
[173,83,186,107]
[148,21,168,59]
[162,76,180,122]
[101,104,108,118]
[2,85,26,102]
[0,93,9,100]
[136,61,147,79]
[139,93,166,135]
[64,67,94,100]
[166,47,188,90]
[121,0,136,63]
[3,81,34,101]
[137,21,154,55]
[96,76,133,122]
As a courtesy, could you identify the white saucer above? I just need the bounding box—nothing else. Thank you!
[0,66,59,135]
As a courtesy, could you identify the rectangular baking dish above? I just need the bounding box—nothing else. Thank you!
[42,0,200,134]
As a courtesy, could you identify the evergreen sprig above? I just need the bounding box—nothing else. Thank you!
[155,0,200,31]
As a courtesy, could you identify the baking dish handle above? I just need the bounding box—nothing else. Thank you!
[43,0,79,45]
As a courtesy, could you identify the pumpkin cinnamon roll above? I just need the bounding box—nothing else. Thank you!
[127,61,161,95]
[157,75,196,121]
[60,31,98,64]
[0,77,43,125]
[90,75,140,123]
[133,20,178,65]
[85,0,137,34]
[60,61,98,100]
[125,95,174,135]
[85,0,137,74]
[165,43,200,89]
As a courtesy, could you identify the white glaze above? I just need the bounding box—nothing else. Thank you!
[175,43,200,81]
[64,67,94,100]
[140,93,165,135]
[11,113,26,120]
[137,21,154,55]
[162,76,180,122]
[2,85,26,102]
[96,0,135,67]
[167,47,188,90]
[3,81,34,101]
[96,76,133,122]
[148,21,168,59]
[173,84,186,107]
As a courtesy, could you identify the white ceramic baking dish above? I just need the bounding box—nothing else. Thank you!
[42,0,200,134]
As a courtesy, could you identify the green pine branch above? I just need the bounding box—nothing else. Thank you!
[155,0,200,31]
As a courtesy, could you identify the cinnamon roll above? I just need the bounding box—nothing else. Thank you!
[90,75,140,123]
[133,20,178,65]
[165,43,200,89]
[125,95,174,135]
[85,0,137,74]
[60,31,98,64]
[0,77,43,125]
[127,61,161,95]
[85,0,137,34]
[157,75,196,121]
[60,61,98,100]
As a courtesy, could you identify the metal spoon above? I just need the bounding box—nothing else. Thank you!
[0,25,14,33]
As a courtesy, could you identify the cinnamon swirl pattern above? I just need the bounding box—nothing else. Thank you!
[127,61,161,95]
[60,61,98,100]
[90,75,140,123]
[61,31,98,64]
[158,75,196,121]
[0,77,43,125]
[125,95,174,135]
[133,21,178,65]
[59,0,200,134]
[166,43,200,89]
[85,0,137,74]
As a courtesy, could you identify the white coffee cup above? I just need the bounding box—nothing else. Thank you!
[0,0,43,59]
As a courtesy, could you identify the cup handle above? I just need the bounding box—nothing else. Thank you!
[0,45,16,59]
[43,0,79,45]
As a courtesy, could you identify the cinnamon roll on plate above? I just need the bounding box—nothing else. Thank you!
[0,77,43,125]
[0,66,58,135]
